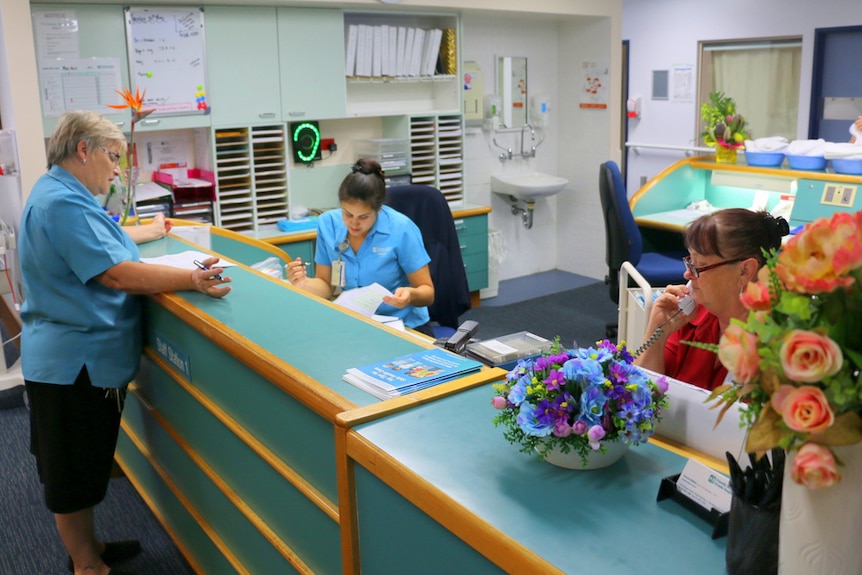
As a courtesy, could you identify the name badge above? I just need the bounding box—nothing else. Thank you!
[331,260,346,289]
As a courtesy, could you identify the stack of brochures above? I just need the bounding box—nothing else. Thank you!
[343,347,482,400]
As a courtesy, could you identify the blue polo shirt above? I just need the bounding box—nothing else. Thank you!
[19,165,141,388]
[315,205,431,328]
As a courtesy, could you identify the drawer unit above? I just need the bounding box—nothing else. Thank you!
[453,215,488,292]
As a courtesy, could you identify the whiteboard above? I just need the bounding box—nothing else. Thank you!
[125,6,210,116]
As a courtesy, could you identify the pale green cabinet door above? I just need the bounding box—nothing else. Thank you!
[33,4,131,138]
[206,6,282,127]
[277,8,346,121]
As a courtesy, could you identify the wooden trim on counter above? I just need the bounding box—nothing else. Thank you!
[343,430,565,575]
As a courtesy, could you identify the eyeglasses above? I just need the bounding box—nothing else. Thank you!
[97,147,122,166]
[682,256,746,278]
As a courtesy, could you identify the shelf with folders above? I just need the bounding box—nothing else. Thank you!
[343,12,460,117]
[212,125,289,233]
[409,114,464,205]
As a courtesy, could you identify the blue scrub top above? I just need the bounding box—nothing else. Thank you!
[315,205,431,328]
[19,165,142,388]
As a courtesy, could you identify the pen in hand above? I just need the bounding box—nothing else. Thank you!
[193,259,223,280]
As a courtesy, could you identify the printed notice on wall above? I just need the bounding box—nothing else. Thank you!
[580,60,609,109]
[38,57,122,118]
[671,64,694,102]
[33,9,80,60]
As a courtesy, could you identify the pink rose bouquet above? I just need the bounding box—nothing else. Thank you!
[708,211,862,489]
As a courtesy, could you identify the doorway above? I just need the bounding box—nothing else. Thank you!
[809,25,862,142]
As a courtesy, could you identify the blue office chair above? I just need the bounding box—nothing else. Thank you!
[385,184,472,339]
[599,161,687,336]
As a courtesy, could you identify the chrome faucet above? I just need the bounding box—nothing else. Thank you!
[492,136,513,161]
[520,123,536,158]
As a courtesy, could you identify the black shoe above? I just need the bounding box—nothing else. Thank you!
[67,540,142,572]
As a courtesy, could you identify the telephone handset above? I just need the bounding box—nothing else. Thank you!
[678,281,696,315]
[634,282,695,357]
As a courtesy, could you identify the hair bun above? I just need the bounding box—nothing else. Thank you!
[351,158,385,179]
[764,213,790,248]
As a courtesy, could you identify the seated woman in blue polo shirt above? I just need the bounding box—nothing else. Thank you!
[286,158,435,335]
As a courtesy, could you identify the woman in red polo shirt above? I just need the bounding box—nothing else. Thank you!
[634,208,789,390]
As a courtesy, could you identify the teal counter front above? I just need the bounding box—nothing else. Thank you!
[338,384,728,575]
[116,233,504,575]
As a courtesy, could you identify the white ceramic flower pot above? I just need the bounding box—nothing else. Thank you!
[541,440,628,470]
[778,443,862,575]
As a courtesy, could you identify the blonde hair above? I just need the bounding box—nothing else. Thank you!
[46,110,126,168]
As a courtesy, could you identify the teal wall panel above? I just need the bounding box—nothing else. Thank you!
[116,433,241,575]
[354,465,506,575]
[121,396,307,575]
[130,358,342,574]
[143,305,340,504]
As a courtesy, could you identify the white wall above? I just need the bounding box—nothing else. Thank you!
[622,0,862,198]
[461,13,562,280]
[461,12,620,281]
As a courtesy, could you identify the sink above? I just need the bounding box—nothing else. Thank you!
[491,172,569,201]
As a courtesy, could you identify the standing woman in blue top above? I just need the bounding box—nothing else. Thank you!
[287,158,435,335]
[19,110,231,575]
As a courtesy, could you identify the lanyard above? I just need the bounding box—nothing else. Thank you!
[331,238,348,295]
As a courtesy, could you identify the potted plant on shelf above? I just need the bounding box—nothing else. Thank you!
[701,91,749,164]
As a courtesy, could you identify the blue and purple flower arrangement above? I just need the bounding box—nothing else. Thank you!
[492,339,669,467]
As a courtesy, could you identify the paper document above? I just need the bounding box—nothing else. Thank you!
[135,181,173,202]
[372,314,405,332]
[333,282,392,318]
[140,250,236,270]
[170,226,212,249]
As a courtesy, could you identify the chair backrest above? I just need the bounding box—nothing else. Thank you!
[599,161,643,304]
[385,184,471,328]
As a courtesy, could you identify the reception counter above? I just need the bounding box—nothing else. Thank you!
[119,228,733,575]
[116,232,505,574]
[336,385,729,575]
[630,156,862,235]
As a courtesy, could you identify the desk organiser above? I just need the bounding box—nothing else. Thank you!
[656,473,729,539]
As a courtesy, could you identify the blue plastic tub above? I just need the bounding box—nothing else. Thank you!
[744,151,785,167]
[785,154,827,171]
[830,158,862,175]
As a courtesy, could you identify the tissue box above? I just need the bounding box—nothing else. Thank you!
[744,151,785,167]
[785,154,827,171]
[830,158,862,175]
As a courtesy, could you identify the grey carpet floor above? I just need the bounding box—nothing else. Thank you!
[461,280,617,351]
[0,388,194,575]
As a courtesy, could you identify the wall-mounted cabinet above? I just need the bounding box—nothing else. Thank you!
[206,6,282,127]
[343,12,460,117]
[277,8,346,121]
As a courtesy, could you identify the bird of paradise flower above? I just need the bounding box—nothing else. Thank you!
[105,87,155,224]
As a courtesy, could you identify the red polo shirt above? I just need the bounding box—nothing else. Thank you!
[663,306,728,391]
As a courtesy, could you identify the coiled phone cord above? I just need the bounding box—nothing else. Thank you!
[633,308,684,358]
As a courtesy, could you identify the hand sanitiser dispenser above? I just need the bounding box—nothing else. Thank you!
[531,95,550,127]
